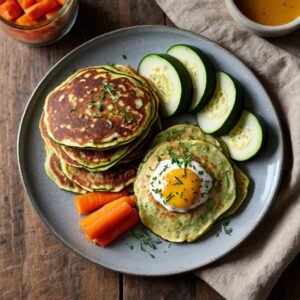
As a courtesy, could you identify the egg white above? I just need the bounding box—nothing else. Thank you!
[149,159,213,213]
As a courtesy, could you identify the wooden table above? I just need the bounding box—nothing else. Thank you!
[1,1,299,299]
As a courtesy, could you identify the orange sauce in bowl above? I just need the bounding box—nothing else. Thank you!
[234,0,300,26]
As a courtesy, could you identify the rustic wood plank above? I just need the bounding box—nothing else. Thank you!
[195,278,224,300]
[123,274,196,300]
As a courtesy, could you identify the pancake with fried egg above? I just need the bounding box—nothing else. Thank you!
[142,124,249,217]
[134,140,236,242]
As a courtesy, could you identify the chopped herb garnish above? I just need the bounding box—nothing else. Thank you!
[159,164,169,176]
[68,107,75,113]
[87,100,96,107]
[122,54,127,59]
[98,103,104,111]
[157,155,161,162]
[182,153,192,169]
[165,193,175,203]
[222,220,233,235]
[152,188,162,196]
[174,176,183,185]
[124,112,137,124]
[124,112,129,123]
[68,182,74,188]
[128,230,162,259]
[140,242,146,252]
[179,142,192,153]
[102,81,117,99]
[93,114,102,119]
[107,119,113,129]
[100,93,105,99]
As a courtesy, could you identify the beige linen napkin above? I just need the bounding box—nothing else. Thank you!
[155,0,300,299]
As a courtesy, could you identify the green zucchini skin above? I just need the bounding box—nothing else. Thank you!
[197,71,244,136]
[221,110,266,161]
[138,53,193,117]
[167,44,216,113]
[216,72,244,135]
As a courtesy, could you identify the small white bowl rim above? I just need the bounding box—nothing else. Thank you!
[225,0,300,33]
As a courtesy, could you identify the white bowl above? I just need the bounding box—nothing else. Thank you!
[225,0,300,37]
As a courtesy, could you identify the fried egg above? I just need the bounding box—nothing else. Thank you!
[149,159,213,213]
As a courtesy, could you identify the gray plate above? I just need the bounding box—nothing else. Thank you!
[17,26,283,276]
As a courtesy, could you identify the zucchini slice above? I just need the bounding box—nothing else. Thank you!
[167,44,216,112]
[138,54,192,117]
[196,71,244,135]
[221,110,266,161]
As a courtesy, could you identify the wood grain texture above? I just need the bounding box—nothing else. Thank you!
[0,0,299,299]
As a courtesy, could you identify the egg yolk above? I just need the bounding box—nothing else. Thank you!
[162,168,201,209]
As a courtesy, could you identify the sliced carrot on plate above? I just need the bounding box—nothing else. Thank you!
[0,0,22,21]
[84,201,132,239]
[80,195,136,229]
[75,189,129,215]
[94,208,140,247]
[24,0,59,20]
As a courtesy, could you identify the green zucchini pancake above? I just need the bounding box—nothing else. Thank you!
[134,124,250,242]
[61,161,138,192]
[44,146,86,194]
[134,140,237,242]
[40,65,160,193]
[43,66,158,149]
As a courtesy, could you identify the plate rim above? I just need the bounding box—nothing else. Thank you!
[17,25,284,276]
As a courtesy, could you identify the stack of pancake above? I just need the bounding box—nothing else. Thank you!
[40,65,160,194]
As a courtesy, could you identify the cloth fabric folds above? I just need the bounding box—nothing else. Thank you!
[155,0,300,299]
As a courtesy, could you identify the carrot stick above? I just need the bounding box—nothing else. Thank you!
[94,208,140,247]
[0,0,22,21]
[75,189,129,215]
[84,201,132,239]
[80,195,136,229]
[44,4,60,19]
[18,0,36,10]
[24,0,59,20]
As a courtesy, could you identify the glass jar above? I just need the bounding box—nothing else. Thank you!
[0,0,78,46]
